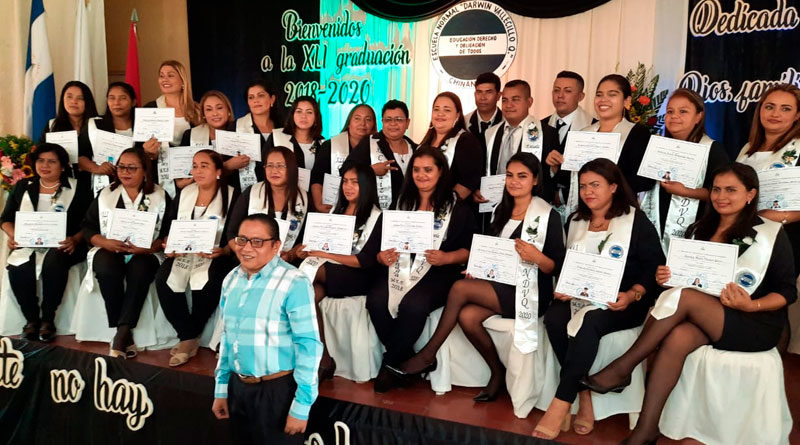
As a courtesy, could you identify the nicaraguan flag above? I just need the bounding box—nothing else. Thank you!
[23,0,56,140]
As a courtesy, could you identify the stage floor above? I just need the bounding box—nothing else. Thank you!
[38,335,800,444]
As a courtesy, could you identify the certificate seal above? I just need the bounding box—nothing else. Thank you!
[429,1,517,88]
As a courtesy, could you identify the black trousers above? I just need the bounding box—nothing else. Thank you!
[227,374,304,445]
[154,255,234,340]
[92,249,159,328]
[7,246,87,324]
[543,299,648,403]
[365,269,452,366]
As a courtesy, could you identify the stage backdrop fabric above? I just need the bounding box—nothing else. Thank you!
[187,0,687,142]
[682,0,800,158]
[349,0,613,21]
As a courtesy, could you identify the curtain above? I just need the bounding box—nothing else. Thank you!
[350,0,612,21]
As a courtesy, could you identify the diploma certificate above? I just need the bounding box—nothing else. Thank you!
[165,219,218,254]
[381,210,434,253]
[637,135,709,185]
[466,234,519,285]
[45,130,79,164]
[479,174,506,213]
[14,211,67,248]
[757,167,800,211]
[107,209,158,248]
[93,130,133,164]
[133,108,175,142]
[562,131,621,172]
[556,250,625,305]
[298,168,311,192]
[322,173,340,205]
[214,130,262,161]
[301,213,356,255]
[665,238,738,296]
[168,146,206,179]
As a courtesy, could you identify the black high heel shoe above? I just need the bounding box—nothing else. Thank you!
[580,374,631,394]
[386,358,438,378]
[473,376,506,402]
[618,433,661,444]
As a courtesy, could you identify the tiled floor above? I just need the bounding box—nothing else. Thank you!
[45,336,800,444]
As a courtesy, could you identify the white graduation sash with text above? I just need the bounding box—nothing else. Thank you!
[737,138,800,171]
[235,114,261,191]
[247,181,307,251]
[369,136,400,210]
[329,132,350,177]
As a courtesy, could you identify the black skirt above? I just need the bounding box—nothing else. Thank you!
[714,306,783,352]
[323,263,377,298]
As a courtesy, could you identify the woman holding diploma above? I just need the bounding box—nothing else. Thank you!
[548,74,654,216]
[389,152,566,402]
[533,158,662,440]
[267,96,325,170]
[365,147,477,393]
[310,104,377,212]
[81,147,169,358]
[79,82,138,197]
[142,61,201,197]
[235,80,280,185]
[346,100,417,210]
[295,160,383,380]
[2,144,89,341]
[641,88,729,252]
[155,149,236,367]
[418,92,483,200]
[582,163,796,444]
[180,90,254,194]
[736,84,800,275]
[226,146,309,263]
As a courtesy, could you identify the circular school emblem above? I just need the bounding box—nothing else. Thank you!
[289,220,298,231]
[736,270,756,288]
[771,162,786,169]
[608,244,624,258]
[430,1,517,88]
[433,218,444,230]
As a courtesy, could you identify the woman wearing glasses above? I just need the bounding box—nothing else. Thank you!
[81,147,169,358]
[295,160,383,380]
[227,146,309,264]
[310,104,377,212]
[154,150,237,367]
[347,100,417,210]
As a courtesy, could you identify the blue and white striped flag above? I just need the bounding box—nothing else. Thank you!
[23,0,56,140]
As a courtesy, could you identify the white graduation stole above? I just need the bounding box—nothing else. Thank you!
[329,132,350,177]
[166,183,232,292]
[387,204,454,318]
[271,128,293,148]
[298,206,381,280]
[86,118,112,196]
[235,114,261,191]
[438,130,464,168]
[641,134,713,254]
[651,217,780,320]
[737,138,800,171]
[513,197,553,353]
[563,208,635,337]
[369,136,394,210]
[6,178,77,278]
[485,117,545,176]
[247,181,307,251]
[154,95,177,198]
[565,120,634,216]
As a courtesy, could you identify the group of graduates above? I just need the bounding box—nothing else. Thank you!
[3,58,799,444]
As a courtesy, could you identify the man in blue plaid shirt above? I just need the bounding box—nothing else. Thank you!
[212,213,322,444]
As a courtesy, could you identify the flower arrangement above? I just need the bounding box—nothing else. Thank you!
[625,63,669,134]
[0,135,35,191]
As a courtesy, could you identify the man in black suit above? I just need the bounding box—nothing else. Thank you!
[465,72,503,148]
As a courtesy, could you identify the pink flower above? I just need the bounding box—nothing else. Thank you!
[0,156,12,170]
[10,168,26,184]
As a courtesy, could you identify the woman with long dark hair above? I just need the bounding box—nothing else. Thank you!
[235,79,281,189]
[583,163,796,444]
[311,104,376,212]
[389,152,565,402]
[533,158,662,440]
[418,92,483,200]
[267,95,325,170]
[41,80,99,140]
[295,160,383,380]
[1,143,90,341]
[81,147,169,358]
[226,146,309,263]
[365,147,477,393]
[154,149,237,367]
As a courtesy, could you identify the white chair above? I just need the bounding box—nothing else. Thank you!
[151,289,222,350]
[659,346,792,445]
[318,295,383,382]
[0,262,86,336]
[483,316,558,418]
[71,271,168,350]
[414,307,491,394]
[536,326,645,428]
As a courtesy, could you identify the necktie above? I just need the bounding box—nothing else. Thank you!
[479,121,490,136]
[497,126,520,174]
[556,119,567,144]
